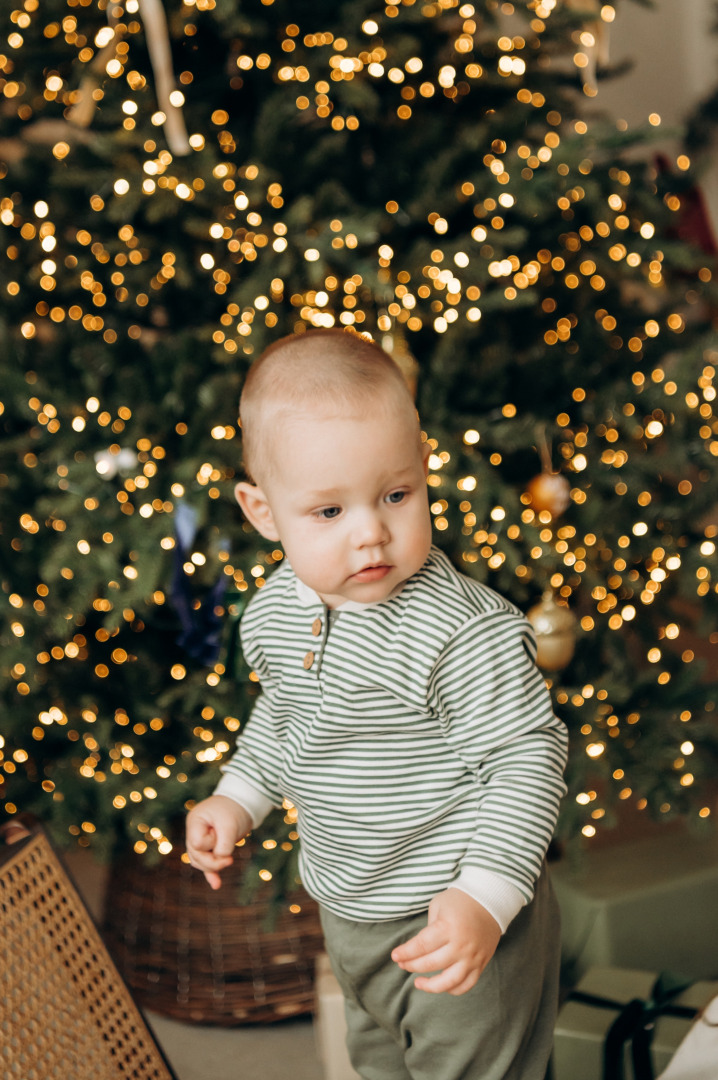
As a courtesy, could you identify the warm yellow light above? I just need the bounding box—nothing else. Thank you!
[95,26,115,47]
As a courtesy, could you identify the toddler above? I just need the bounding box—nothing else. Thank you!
[186,327,568,1080]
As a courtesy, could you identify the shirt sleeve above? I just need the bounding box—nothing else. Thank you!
[427,608,568,927]
[216,628,285,819]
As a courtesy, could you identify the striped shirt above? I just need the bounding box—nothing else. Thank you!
[216,546,568,929]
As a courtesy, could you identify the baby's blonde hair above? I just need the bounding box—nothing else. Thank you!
[240,328,417,482]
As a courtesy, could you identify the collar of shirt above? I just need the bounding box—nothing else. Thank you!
[293,575,404,613]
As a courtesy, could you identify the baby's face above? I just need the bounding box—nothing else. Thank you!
[255,405,432,608]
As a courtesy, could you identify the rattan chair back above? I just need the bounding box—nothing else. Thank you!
[0,819,176,1079]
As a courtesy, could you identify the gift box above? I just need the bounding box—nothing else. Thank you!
[551,831,718,981]
[552,966,718,1080]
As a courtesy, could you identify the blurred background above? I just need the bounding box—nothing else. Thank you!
[2,1,718,1076]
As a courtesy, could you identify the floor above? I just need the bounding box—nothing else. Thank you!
[144,1010,324,1080]
[64,848,327,1080]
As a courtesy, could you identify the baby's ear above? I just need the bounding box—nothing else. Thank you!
[421,439,432,476]
[234,482,280,541]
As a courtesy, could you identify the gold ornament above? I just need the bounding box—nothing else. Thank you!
[526,471,571,517]
[527,590,577,672]
[528,426,571,518]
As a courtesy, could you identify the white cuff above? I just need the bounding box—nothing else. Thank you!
[450,867,528,933]
[213,773,276,829]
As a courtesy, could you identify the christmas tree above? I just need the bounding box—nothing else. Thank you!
[1,0,717,896]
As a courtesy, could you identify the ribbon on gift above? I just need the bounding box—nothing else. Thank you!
[570,972,699,1080]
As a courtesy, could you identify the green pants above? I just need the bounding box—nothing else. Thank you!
[319,870,560,1080]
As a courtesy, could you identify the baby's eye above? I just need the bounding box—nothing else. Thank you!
[316,506,342,520]
[385,490,406,505]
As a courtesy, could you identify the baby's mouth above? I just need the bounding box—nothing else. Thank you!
[351,564,391,582]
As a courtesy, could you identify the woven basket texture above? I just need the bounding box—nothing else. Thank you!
[103,839,325,1026]
[0,827,175,1080]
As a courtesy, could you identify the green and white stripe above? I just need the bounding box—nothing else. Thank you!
[216,547,567,927]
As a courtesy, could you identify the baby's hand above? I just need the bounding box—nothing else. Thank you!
[391,888,501,996]
[185,794,252,890]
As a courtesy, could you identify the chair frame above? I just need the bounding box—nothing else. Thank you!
[0,816,177,1080]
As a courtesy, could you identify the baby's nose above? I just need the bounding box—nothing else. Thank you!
[355,510,389,546]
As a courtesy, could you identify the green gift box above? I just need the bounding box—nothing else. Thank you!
[551,831,718,981]
[552,966,718,1080]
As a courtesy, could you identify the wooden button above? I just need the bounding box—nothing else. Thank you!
[311,618,322,637]
[303,651,315,670]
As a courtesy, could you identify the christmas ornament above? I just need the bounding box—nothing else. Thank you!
[527,590,578,672]
[527,428,571,517]
[94,447,138,479]
[170,500,228,665]
[527,471,572,517]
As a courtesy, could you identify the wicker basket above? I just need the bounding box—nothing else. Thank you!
[102,838,325,1026]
